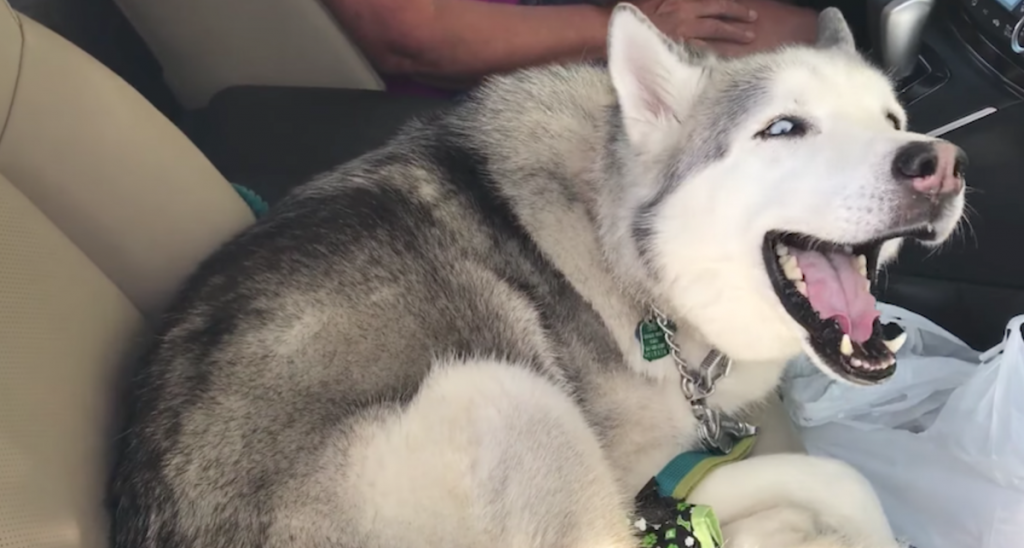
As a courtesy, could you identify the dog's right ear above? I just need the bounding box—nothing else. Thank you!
[815,7,856,53]
[607,5,703,149]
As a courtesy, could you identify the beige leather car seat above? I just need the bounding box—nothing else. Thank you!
[0,2,253,546]
[114,0,383,108]
[0,2,801,547]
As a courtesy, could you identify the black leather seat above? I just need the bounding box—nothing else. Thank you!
[182,87,450,204]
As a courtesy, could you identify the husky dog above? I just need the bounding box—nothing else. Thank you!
[111,6,966,548]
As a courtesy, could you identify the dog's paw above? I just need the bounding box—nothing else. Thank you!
[722,506,898,548]
[722,506,820,548]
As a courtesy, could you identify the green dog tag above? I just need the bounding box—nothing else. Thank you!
[637,319,671,361]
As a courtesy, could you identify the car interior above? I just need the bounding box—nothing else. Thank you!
[0,0,1022,545]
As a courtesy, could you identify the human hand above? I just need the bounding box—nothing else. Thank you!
[628,0,759,46]
[697,0,819,57]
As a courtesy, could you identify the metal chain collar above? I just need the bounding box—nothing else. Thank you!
[650,307,758,454]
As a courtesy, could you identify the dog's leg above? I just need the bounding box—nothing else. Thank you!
[334,358,637,548]
[686,454,898,548]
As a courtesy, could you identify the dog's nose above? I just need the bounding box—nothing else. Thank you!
[892,141,967,199]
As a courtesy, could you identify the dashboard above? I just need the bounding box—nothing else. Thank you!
[961,0,1024,56]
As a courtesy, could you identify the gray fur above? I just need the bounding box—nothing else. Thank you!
[110,8,933,548]
[816,7,858,53]
[632,70,771,263]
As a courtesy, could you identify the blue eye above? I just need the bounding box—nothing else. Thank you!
[767,119,794,135]
[758,117,808,139]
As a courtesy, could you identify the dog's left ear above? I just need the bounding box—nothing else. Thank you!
[608,4,704,148]
[815,7,856,53]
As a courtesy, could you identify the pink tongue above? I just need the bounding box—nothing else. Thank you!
[790,250,879,343]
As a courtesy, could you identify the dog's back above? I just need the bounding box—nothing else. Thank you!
[110,68,636,547]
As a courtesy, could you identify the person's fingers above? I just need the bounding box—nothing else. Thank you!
[685,18,755,43]
[691,0,757,22]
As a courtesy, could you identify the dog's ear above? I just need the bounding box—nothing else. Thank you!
[815,7,856,53]
[607,4,703,148]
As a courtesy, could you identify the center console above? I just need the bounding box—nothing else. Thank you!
[854,0,1021,129]
[954,0,1024,88]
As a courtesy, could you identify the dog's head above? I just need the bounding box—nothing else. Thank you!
[603,6,966,385]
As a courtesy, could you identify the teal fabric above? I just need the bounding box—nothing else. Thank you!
[654,436,757,500]
[655,451,715,498]
[231,184,269,218]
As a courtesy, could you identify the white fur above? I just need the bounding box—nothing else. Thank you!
[341,357,898,548]
[342,359,637,548]
[608,6,702,149]
[622,21,964,374]
[319,7,962,548]
[689,454,899,548]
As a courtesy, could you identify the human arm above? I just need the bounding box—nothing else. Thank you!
[324,0,758,82]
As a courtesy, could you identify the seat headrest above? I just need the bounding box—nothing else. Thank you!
[0,6,254,318]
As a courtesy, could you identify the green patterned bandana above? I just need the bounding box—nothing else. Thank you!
[633,479,724,548]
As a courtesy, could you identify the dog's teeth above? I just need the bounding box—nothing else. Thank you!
[864,278,871,292]
[781,256,803,281]
[851,357,864,368]
[795,280,807,296]
[840,334,853,356]
[884,332,907,354]
[856,255,868,276]
[844,245,853,254]
[776,244,789,256]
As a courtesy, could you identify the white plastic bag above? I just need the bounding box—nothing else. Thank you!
[781,305,1024,548]
[926,315,1024,488]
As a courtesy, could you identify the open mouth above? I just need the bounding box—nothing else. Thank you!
[762,231,920,385]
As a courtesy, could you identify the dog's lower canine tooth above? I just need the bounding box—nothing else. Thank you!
[795,280,807,296]
[856,255,867,276]
[883,332,907,354]
[840,334,853,356]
